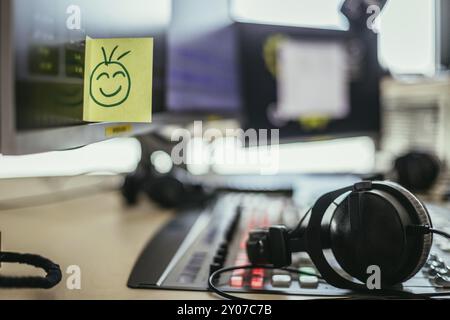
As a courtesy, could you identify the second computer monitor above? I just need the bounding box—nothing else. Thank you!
[238,22,381,143]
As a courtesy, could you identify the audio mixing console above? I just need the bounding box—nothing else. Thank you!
[128,192,450,297]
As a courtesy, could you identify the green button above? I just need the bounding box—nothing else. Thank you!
[299,267,316,276]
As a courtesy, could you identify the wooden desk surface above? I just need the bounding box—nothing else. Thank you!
[0,176,303,300]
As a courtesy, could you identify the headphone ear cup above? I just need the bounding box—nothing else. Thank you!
[144,176,186,208]
[144,176,214,209]
[330,189,410,285]
[121,172,145,205]
[328,181,432,286]
[394,151,440,192]
[381,181,433,279]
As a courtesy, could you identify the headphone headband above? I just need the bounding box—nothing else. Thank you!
[305,185,365,290]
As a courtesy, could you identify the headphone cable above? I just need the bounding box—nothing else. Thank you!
[408,224,450,240]
[208,264,450,300]
[0,251,62,289]
[429,227,450,240]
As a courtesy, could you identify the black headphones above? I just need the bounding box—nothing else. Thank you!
[393,151,441,192]
[122,168,215,209]
[246,180,444,291]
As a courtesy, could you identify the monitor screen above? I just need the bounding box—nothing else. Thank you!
[0,0,171,154]
[166,0,381,142]
[237,23,381,142]
[13,0,170,131]
[166,0,241,115]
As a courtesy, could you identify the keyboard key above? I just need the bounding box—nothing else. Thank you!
[250,276,264,289]
[272,269,290,276]
[272,274,292,288]
[252,268,264,277]
[230,276,243,287]
[178,273,195,284]
[299,275,319,288]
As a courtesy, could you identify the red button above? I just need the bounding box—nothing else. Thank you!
[230,276,243,287]
[250,276,264,289]
[252,268,264,277]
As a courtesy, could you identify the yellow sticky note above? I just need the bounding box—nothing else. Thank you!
[83,37,153,122]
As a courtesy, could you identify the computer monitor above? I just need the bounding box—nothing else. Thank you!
[0,0,171,155]
[167,0,382,145]
[437,0,450,71]
[1,0,383,155]
[166,0,241,116]
[238,21,381,143]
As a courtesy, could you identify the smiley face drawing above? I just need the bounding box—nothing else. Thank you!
[89,46,131,107]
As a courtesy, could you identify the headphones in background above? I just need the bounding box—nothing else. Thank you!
[121,167,214,209]
[392,151,441,192]
[246,180,449,292]
[367,151,442,193]
[340,0,387,28]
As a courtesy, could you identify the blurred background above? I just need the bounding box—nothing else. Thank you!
[0,0,442,177]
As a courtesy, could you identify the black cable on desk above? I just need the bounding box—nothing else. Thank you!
[208,264,450,300]
[0,252,62,288]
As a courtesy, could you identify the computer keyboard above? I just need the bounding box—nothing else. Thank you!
[128,191,450,296]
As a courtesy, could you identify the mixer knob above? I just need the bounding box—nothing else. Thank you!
[209,262,222,275]
[437,267,450,276]
[432,274,450,288]
[213,255,225,265]
[217,247,227,256]
[428,253,439,262]
[427,265,439,277]
[430,260,445,269]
